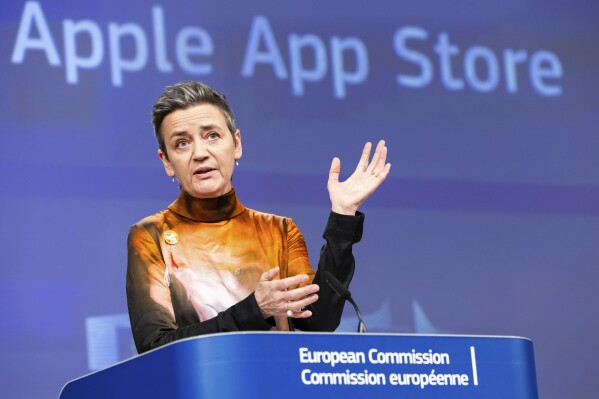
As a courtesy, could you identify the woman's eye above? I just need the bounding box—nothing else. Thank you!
[207,132,220,140]
[176,140,189,149]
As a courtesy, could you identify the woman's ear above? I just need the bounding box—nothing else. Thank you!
[234,130,243,160]
[158,149,175,177]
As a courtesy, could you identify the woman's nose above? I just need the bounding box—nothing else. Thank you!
[192,142,209,160]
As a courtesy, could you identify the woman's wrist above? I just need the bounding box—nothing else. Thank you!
[331,204,357,215]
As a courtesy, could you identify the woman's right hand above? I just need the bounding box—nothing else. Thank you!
[254,267,319,319]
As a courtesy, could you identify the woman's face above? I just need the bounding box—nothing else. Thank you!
[158,103,242,199]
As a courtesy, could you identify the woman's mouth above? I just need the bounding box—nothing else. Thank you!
[194,167,216,177]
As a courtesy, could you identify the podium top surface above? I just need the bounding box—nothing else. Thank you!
[61,332,538,399]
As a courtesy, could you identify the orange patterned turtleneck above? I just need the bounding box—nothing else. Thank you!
[127,188,364,354]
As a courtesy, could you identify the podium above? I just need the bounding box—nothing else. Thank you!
[60,332,538,399]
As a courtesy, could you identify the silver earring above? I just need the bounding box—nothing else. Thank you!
[235,160,239,166]
[171,177,175,183]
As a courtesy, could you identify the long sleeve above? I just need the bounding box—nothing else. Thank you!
[126,224,272,354]
[126,190,365,354]
[292,211,364,332]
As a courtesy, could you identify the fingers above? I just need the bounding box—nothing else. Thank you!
[260,267,280,282]
[290,309,313,318]
[355,142,372,173]
[255,271,320,319]
[261,269,310,290]
[285,290,319,319]
[281,273,310,289]
[286,281,319,301]
[365,140,383,171]
[328,157,341,183]
[366,140,389,178]
[343,140,389,176]
[374,141,387,169]
[378,162,392,180]
[283,282,319,318]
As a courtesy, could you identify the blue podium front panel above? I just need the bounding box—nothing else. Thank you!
[60,332,538,399]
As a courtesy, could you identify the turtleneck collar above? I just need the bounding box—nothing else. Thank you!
[168,188,246,223]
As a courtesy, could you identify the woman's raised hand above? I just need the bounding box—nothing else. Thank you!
[327,140,391,215]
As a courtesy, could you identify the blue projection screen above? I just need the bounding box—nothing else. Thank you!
[1,1,598,398]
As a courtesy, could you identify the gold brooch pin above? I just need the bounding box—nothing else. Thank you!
[163,230,179,245]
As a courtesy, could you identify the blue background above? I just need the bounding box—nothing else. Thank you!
[1,1,598,398]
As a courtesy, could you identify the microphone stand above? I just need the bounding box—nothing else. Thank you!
[323,271,367,333]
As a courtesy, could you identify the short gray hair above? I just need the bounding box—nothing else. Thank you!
[152,81,237,157]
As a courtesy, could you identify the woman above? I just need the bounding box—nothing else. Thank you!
[127,81,390,354]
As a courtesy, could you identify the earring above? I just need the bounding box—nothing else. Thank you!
[171,176,175,183]
[235,160,239,166]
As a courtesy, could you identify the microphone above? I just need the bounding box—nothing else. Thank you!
[323,271,367,333]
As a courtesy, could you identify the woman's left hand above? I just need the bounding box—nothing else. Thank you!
[327,140,391,215]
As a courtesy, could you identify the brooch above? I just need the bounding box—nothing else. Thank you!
[163,230,179,245]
